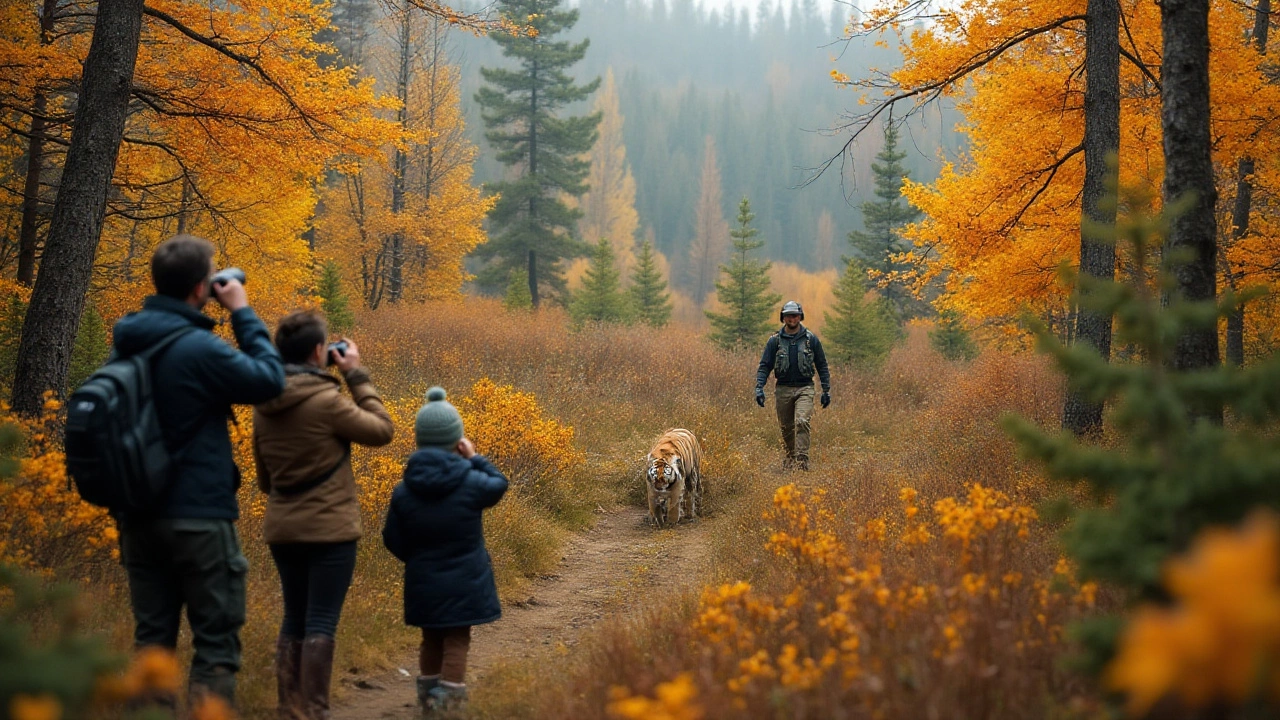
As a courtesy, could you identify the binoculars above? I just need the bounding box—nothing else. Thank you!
[211,267,246,287]
[326,341,349,366]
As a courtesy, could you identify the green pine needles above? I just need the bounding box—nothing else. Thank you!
[823,258,901,369]
[473,0,601,308]
[317,260,355,334]
[848,123,923,319]
[1004,182,1280,669]
[629,240,673,327]
[570,238,632,325]
[706,198,780,349]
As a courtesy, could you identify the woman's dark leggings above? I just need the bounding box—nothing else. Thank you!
[269,541,358,638]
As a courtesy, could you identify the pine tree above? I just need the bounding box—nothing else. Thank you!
[504,268,533,310]
[847,123,922,318]
[1004,185,1280,673]
[317,260,355,334]
[823,258,902,368]
[67,305,109,392]
[473,0,601,308]
[570,238,632,325]
[706,198,780,349]
[929,308,979,361]
[629,240,673,327]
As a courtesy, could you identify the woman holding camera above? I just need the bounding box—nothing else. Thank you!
[253,311,395,720]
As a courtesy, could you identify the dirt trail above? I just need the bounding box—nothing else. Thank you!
[332,505,713,720]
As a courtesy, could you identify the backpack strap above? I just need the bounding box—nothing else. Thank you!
[271,445,352,497]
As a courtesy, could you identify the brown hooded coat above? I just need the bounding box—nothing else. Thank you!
[253,367,394,544]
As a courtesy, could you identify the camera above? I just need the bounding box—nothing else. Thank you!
[211,267,246,287]
[325,341,349,366]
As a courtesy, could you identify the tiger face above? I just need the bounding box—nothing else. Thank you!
[648,457,681,492]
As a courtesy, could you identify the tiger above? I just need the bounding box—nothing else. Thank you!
[645,428,703,528]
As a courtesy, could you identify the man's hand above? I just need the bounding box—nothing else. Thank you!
[755,387,766,407]
[211,278,249,312]
[821,391,831,409]
[333,338,362,372]
[455,437,476,459]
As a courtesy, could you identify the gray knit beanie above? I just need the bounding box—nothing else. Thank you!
[414,386,464,450]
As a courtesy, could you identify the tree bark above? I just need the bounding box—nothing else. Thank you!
[388,8,411,304]
[1063,0,1121,436]
[1160,0,1220,411]
[1224,0,1269,368]
[10,0,145,415]
[16,1,62,286]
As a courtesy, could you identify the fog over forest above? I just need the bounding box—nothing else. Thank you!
[454,0,963,271]
[327,0,963,277]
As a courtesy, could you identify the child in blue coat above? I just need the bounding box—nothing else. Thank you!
[383,386,508,713]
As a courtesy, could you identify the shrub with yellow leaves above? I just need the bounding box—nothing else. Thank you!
[675,482,1093,717]
[608,673,705,720]
[0,396,115,572]
[1107,512,1280,717]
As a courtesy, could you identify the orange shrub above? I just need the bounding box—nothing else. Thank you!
[459,378,586,488]
[606,483,1094,719]
[0,397,115,572]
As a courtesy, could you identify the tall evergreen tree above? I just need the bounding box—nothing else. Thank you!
[473,0,601,308]
[706,198,780,349]
[317,260,355,334]
[570,237,631,325]
[629,239,673,327]
[847,123,922,318]
[824,258,902,368]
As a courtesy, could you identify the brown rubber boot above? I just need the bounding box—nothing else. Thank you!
[276,634,304,720]
[300,635,336,720]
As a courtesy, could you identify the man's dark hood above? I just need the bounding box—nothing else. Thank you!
[112,295,215,356]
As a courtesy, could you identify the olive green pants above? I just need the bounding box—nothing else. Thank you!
[118,518,247,703]
[775,385,815,461]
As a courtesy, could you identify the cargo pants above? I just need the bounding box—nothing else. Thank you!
[118,517,248,704]
[775,384,815,466]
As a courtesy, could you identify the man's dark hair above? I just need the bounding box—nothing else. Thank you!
[275,311,328,364]
[151,234,215,299]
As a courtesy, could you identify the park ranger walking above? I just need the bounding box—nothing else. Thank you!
[754,301,832,471]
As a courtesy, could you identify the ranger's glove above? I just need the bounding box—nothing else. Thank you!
[755,387,766,407]
[821,391,831,409]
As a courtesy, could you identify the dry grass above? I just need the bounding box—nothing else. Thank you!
[469,325,1099,720]
[8,300,1087,719]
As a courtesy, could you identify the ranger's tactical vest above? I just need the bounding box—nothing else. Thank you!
[774,330,816,379]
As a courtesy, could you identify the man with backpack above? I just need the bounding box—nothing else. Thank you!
[107,234,285,708]
[754,301,832,471]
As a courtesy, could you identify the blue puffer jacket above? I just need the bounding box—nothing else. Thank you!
[382,449,509,628]
[111,295,285,519]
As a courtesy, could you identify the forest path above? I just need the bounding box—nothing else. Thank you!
[331,504,714,720]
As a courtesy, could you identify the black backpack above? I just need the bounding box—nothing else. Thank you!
[64,327,192,513]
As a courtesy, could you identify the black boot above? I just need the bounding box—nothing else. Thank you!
[189,666,237,714]
[300,635,336,720]
[276,634,304,720]
[416,675,440,717]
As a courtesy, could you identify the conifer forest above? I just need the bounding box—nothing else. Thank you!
[3,0,1280,718]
